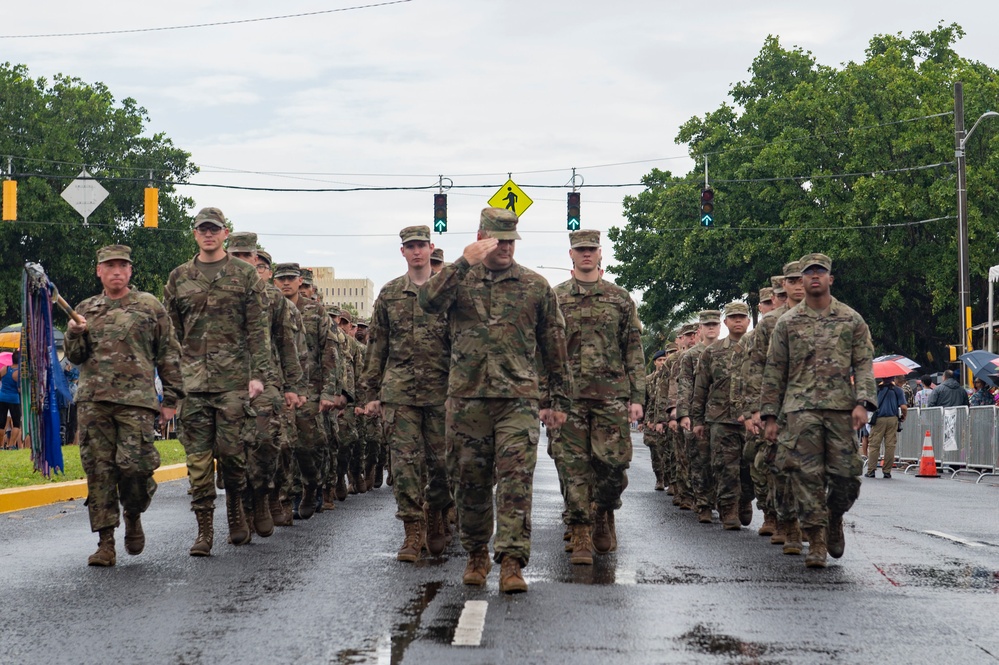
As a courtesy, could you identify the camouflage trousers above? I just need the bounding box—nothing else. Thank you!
[245,386,283,493]
[778,410,862,529]
[446,397,539,566]
[294,398,328,490]
[335,409,359,483]
[180,391,250,510]
[363,414,387,470]
[550,398,632,524]
[642,429,667,481]
[708,423,753,510]
[686,429,715,511]
[382,403,451,522]
[274,408,298,503]
[743,433,774,514]
[671,427,691,501]
[78,402,160,532]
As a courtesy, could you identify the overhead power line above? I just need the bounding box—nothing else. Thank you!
[0,1,412,39]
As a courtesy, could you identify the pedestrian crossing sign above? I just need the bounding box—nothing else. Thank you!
[488,179,533,217]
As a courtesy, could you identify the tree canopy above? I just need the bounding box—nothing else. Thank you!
[0,63,198,324]
[609,23,999,368]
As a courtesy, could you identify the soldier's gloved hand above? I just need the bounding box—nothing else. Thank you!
[284,392,299,409]
[629,403,643,423]
[679,416,691,432]
[693,424,705,439]
[365,400,382,417]
[248,379,264,399]
[763,416,779,442]
[319,399,336,412]
[463,238,499,266]
[67,315,88,335]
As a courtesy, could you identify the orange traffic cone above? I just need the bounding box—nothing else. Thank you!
[916,430,939,478]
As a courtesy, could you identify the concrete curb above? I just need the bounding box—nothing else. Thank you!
[0,463,189,515]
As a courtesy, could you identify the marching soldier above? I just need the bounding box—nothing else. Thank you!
[430,248,445,275]
[643,348,670,491]
[65,245,183,566]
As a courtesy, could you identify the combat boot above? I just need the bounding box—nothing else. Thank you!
[499,555,528,594]
[226,492,251,545]
[758,512,777,537]
[347,472,360,495]
[738,498,754,526]
[87,527,116,567]
[253,489,274,538]
[270,489,293,527]
[334,473,349,501]
[721,504,741,530]
[355,472,367,494]
[299,484,318,520]
[592,509,612,554]
[123,512,145,555]
[462,547,491,586]
[190,510,214,557]
[654,469,665,491]
[397,520,425,563]
[365,464,376,489]
[771,520,788,545]
[563,524,573,552]
[322,485,337,511]
[697,507,713,524]
[804,527,828,568]
[827,514,845,559]
[607,510,618,552]
[671,494,682,506]
[426,507,447,556]
[569,524,594,565]
[678,498,693,511]
[373,463,384,488]
[783,520,803,555]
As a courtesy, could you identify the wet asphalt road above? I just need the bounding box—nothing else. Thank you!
[2,431,998,665]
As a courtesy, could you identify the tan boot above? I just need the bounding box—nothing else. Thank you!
[592,509,612,554]
[654,469,665,491]
[771,520,787,545]
[569,524,594,565]
[758,512,777,537]
[499,555,528,594]
[696,507,713,524]
[270,489,293,527]
[226,492,251,545]
[365,465,376,489]
[607,510,618,552]
[88,527,116,567]
[189,509,214,557]
[335,473,349,500]
[299,484,318,520]
[123,513,145,555]
[783,520,803,555]
[322,486,337,511]
[738,498,754,526]
[397,520,425,562]
[827,514,845,559]
[253,490,274,538]
[721,504,741,531]
[426,507,447,556]
[805,526,828,568]
[462,547,491,585]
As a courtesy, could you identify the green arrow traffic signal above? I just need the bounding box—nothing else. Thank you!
[567,191,581,231]
[700,188,714,227]
[433,193,447,232]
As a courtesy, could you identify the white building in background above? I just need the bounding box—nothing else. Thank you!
[304,266,375,317]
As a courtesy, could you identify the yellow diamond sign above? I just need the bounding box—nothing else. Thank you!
[488,179,533,217]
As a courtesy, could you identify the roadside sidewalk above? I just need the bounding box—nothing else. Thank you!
[0,463,188,514]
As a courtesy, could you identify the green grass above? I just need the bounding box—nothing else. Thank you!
[0,440,186,490]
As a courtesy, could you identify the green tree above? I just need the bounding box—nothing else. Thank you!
[0,63,198,324]
[609,24,999,369]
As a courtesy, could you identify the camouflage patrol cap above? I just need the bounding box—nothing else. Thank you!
[400,225,432,243]
[327,305,341,318]
[479,207,521,240]
[257,250,272,266]
[724,301,750,318]
[193,207,227,229]
[339,309,353,323]
[273,262,301,279]
[665,342,679,353]
[569,229,601,248]
[356,318,369,328]
[679,323,699,336]
[300,268,314,285]
[759,287,775,303]
[228,232,258,253]
[770,275,786,295]
[782,260,803,278]
[430,248,444,263]
[698,310,722,324]
[799,252,832,272]
[96,244,132,264]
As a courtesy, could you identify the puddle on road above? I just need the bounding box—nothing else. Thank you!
[677,623,840,664]
[876,563,999,591]
[335,580,443,665]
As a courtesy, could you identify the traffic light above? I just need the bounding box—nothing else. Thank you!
[700,188,714,227]
[143,187,158,228]
[567,191,581,231]
[433,193,447,233]
[1,179,15,221]
[947,345,959,362]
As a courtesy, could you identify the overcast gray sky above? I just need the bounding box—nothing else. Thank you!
[5,1,997,295]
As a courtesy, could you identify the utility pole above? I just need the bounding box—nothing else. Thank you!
[955,82,970,371]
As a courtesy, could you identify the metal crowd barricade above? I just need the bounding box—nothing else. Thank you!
[899,405,998,481]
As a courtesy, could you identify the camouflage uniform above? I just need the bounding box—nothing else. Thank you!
[341,330,367,489]
[419,209,573,566]
[361,234,452,524]
[65,246,184,533]
[760,255,876,532]
[643,359,667,485]
[676,331,713,513]
[164,237,271,511]
[654,331,692,504]
[691,302,753,524]
[550,239,645,526]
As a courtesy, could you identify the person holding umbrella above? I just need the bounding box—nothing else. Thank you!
[864,376,907,479]
[969,378,994,406]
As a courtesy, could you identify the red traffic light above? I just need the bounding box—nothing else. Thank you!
[700,188,714,213]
